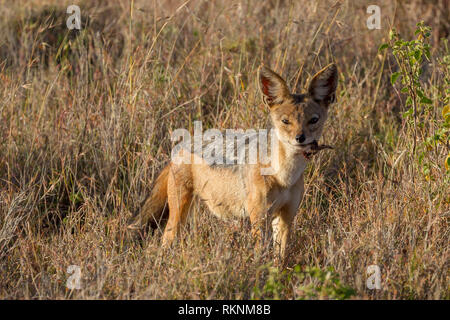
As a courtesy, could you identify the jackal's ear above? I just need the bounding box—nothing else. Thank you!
[308,63,338,106]
[259,66,290,107]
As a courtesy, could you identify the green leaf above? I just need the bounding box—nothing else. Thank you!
[420,96,432,104]
[401,87,409,93]
[416,89,424,98]
[402,107,413,118]
[443,105,450,122]
[389,29,396,40]
[414,50,422,61]
[378,43,389,51]
[391,72,401,85]
[424,49,431,60]
[406,96,413,106]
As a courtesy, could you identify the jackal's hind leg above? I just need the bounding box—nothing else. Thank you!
[161,166,193,246]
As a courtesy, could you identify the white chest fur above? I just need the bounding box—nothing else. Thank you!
[276,154,307,187]
[271,138,308,187]
[271,129,308,187]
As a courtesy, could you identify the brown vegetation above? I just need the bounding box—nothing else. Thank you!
[0,0,448,299]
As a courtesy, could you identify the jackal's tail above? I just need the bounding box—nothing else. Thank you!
[127,165,170,231]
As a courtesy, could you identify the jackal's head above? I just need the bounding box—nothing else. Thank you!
[260,64,338,157]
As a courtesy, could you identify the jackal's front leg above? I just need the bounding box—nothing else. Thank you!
[247,192,271,251]
[272,178,304,264]
[272,207,297,264]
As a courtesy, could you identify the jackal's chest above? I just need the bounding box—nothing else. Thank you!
[273,154,307,188]
[267,181,304,213]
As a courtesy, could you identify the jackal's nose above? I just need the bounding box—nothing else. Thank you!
[296,134,306,144]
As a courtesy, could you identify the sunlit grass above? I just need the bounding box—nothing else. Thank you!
[0,0,448,299]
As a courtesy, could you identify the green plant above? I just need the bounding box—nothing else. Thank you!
[380,22,450,177]
[252,265,287,300]
[438,40,450,172]
[252,265,355,300]
[294,266,356,300]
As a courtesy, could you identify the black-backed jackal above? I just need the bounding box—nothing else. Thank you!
[128,63,338,262]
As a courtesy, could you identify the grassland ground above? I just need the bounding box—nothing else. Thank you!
[0,0,448,299]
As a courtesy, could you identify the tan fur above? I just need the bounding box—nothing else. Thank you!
[128,63,338,262]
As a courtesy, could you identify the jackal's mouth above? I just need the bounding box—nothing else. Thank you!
[301,140,333,159]
[301,149,314,159]
[300,140,318,148]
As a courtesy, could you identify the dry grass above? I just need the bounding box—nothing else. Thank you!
[0,0,448,299]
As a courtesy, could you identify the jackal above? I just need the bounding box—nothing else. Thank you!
[128,63,338,261]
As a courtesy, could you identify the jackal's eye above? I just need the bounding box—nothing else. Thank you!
[281,119,290,125]
[308,116,319,124]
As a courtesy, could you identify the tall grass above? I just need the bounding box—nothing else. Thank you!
[0,0,448,299]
